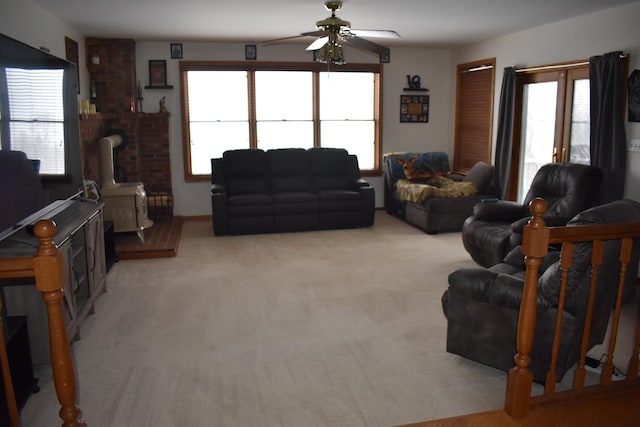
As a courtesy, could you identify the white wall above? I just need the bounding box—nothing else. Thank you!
[2,0,89,99]
[135,42,452,215]
[451,1,640,201]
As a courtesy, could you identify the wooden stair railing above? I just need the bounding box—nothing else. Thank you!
[505,198,640,419]
[0,220,86,427]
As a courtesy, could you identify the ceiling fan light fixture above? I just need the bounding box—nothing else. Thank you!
[263,1,397,64]
[316,40,346,65]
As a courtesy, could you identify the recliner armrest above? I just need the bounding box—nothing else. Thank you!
[472,200,528,222]
[510,214,573,233]
[448,268,526,310]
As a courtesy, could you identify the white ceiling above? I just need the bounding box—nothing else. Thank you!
[34,0,636,47]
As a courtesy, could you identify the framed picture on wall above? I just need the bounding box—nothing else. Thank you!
[629,69,640,122]
[148,60,167,87]
[400,95,429,123]
[170,43,183,59]
[379,49,390,64]
[245,44,257,60]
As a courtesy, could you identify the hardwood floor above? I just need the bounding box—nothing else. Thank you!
[397,382,640,427]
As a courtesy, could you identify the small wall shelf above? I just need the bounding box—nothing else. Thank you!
[144,85,173,89]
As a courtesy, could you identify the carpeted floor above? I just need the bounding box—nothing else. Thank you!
[19,212,634,427]
[114,216,184,260]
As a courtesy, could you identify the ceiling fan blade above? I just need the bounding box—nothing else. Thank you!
[306,37,329,51]
[263,31,329,46]
[341,35,389,55]
[350,29,401,39]
[262,35,308,46]
[301,30,331,38]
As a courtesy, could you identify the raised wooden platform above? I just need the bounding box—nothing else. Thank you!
[114,216,183,260]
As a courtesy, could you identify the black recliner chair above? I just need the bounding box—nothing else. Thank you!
[461,162,602,267]
[443,198,640,383]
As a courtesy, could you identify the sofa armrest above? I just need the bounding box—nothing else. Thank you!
[356,178,371,188]
[360,186,375,226]
[211,183,226,194]
[472,200,528,222]
[211,192,229,236]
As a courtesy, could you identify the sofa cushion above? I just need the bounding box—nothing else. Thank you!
[227,194,273,219]
[310,148,353,191]
[395,177,477,204]
[273,192,318,215]
[223,149,269,195]
[267,149,312,192]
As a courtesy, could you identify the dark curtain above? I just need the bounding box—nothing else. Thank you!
[590,51,627,205]
[494,67,516,200]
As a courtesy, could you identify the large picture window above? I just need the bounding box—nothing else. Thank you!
[180,62,382,180]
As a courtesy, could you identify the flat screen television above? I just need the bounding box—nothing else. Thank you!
[0,33,83,240]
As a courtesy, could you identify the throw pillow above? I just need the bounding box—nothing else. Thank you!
[463,161,493,189]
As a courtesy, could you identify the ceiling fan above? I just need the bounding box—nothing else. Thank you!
[264,1,400,65]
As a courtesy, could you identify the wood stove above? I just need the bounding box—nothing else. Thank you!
[99,134,153,242]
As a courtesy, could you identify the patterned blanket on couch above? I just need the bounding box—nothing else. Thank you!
[396,176,478,204]
[385,152,450,182]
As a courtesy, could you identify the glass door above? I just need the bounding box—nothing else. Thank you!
[518,79,558,202]
[512,65,590,202]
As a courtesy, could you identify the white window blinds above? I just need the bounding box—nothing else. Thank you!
[4,68,65,174]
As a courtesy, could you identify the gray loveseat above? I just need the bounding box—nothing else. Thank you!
[210,148,375,235]
[382,152,494,234]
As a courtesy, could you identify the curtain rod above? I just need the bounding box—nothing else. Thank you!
[516,53,628,73]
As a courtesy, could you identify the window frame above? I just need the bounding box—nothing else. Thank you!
[0,63,80,187]
[179,61,383,181]
[1,67,66,175]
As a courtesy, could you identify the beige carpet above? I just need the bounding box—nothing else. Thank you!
[19,213,550,426]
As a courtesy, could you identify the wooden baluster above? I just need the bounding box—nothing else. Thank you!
[505,198,549,419]
[545,242,573,394]
[0,295,20,427]
[32,220,86,427]
[601,238,632,384]
[573,240,604,391]
[628,262,640,381]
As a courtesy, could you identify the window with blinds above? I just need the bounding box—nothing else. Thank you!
[180,62,382,180]
[1,67,66,175]
[453,58,495,174]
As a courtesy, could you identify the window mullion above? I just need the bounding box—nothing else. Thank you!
[247,71,257,149]
[313,71,320,148]
[0,68,10,150]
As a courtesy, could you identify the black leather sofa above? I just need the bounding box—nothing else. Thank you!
[443,198,640,383]
[462,162,602,267]
[210,148,375,235]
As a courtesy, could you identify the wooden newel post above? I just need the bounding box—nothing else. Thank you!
[505,198,549,419]
[32,220,87,427]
